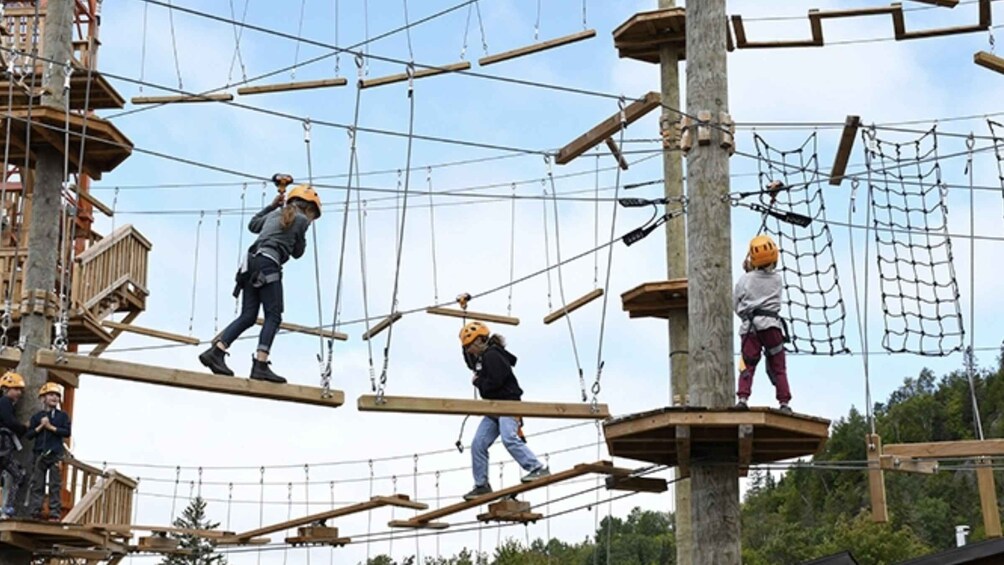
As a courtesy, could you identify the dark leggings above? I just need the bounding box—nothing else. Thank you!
[218,255,283,353]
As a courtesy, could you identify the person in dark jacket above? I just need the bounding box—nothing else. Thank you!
[25,383,71,520]
[0,371,27,519]
[459,322,549,501]
[199,184,322,384]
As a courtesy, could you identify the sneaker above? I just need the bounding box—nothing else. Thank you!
[463,484,493,501]
[778,404,793,414]
[520,466,550,483]
[736,398,749,409]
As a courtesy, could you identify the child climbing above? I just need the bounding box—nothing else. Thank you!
[459,321,549,501]
[734,234,792,413]
[199,179,322,384]
[0,371,28,519]
[25,383,71,521]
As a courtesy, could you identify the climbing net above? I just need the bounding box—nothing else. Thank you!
[753,133,850,355]
[863,126,964,356]
[987,119,1004,219]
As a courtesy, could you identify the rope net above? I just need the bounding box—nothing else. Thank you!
[863,126,964,356]
[753,133,850,355]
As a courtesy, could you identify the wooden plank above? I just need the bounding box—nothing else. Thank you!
[478,29,596,66]
[605,475,669,493]
[977,459,1002,537]
[237,78,348,95]
[603,408,830,440]
[730,14,822,49]
[738,424,753,476]
[878,455,938,474]
[286,534,351,547]
[388,520,450,530]
[262,318,348,341]
[357,395,610,419]
[101,321,200,345]
[425,307,520,326]
[676,425,691,478]
[556,92,661,165]
[93,524,236,538]
[130,93,234,104]
[78,190,114,217]
[361,312,403,341]
[975,51,1004,75]
[137,535,179,551]
[391,461,618,527]
[604,138,630,170]
[829,115,860,186]
[359,61,470,89]
[883,439,1004,459]
[228,495,423,541]
[35,350,345,409]
[867,434,889,523]
[907,0,958,6]
[543,288,604,325]
[477,499,542,523]
[811,5,902,19]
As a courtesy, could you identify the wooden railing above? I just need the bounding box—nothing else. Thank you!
[63,455,136,526]
[72,224,151,314]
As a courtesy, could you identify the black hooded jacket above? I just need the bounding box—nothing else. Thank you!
[466,344,524,401]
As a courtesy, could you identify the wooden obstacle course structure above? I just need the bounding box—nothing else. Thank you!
[611,7,734,64]
[0,67,124,110]
[130,93,235,105]
[478,29,596,67]
[543,288,604,325]
[974,51,1004,74]
[426,306,520,326]
[829,115,861,186]
[238,78,349,96]
[621,279,688,320]
[476,498,543,524]
[362,312,403,340]
[357,394,610,419]
[556,92,661,165]
[359,61,471,89]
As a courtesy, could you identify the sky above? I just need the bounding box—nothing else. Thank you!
[32,0,1004,562]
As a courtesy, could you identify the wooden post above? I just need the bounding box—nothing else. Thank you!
[866,434,889,523]
[658,1,692,562]
[685,0,740,563]
[976,458,1002,537]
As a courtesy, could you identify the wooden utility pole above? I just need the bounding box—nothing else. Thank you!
[657,1,691,563]
[685,0,740,563]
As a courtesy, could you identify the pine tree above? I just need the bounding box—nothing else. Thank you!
[159,496,228,565]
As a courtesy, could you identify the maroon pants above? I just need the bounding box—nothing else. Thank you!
[737,327,791,403]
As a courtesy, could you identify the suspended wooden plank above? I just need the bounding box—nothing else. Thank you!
[731,13,823,49]
[829,115,860,186]
[556,92,661,165]
[975,51,1004,75]
[101,321,200,346]
[866,434,889,523]
[357,394,610,419]
[361,312,403,341]
[476,499,542,524]
[238,78,348,96]
[425,307,520,326]
[285,526,351,547]
[137,535,179,552]
[543,288,604,325]
[977,459,1003,537]
[604,138,629,170]
[34,350,345,408]
[882,439,1004,458]
[359,62,470,89]
[77,190,114,217]
[605,475,668,493]
[130,93,234,105]
[908,0,958,6]
[262,319,349,341]
[878,455,938,474]
[478,29,596,67]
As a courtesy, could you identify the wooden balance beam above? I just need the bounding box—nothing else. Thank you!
[101,321,200,346]
[556,92,661,165]
[357,395,610,419]
[425,307,520,326]
[543,288,604,325]
[359,61,471,89]
[478,29,597,66]
[130,93,234,105]
[237,78,349,96]
[362,312,403,341]
[34,350,345,408]
[975,51,1004,75]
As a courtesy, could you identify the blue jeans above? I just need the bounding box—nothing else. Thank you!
[219,255,283,353]
[471,416,542,487]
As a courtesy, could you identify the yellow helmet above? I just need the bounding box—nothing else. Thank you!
[748,235,779,268]
[38,382,62,398]
[0,371,25,389]
[459,321,490,347]
[287,184,322,218]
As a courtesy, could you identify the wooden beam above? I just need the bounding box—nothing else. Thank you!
[94,524,236,539]
[90,310,141,357]
[425,307,520,326]
[907,0,958,6]
[237,78,348,95]
[604,138,629,170]
[556,92,661,165]
[605,475,668,493]
[977,458,1003,537]
[975,51,1004,75]
[676,425,691,479]
[879,455,938,474]
[362,312,403,341]
[867,434,889,523]
[130,93,234,105]
[359,61,470,89]
[543,288,604,325]
[829,115,860,186]
[476,499,542,523]
[478,29,596,66]
[357,394,610,419]
[883,439,1004,459]
[101,321,200,346]
[388,519,450,530]
[263,318,349,341]
[738,424,754,476]
[731,14,823,49]
[78,190,114,217]
[227,495,424,541]
[35,350,345,408]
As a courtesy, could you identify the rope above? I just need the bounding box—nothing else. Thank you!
[402,0,415,62]
[235,182,247,315]
[964,134,985,440]
[427,167,440,302]
[303,119,328,393]
[169,466,181,521]
[413,455,420,561]
[507,182,516,316]
[593,153,599,288]
[459,0,489,59]
[138,1,148,92]
[847,178,876,436]
[257,467,264,565]
[291,0,308,80]
[165,0,184,89]
[214,210,221,332]
[366,460,374,561]
[534,0,541,41]
[283,482,292,564]
[226,482,233,531]
[226,0,250,85]
[188,211,205,335]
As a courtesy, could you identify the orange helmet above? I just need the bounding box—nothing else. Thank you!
[748,235,779,268]
[459,321,490,347]
[39,382,62,398]
[0,371,25,389]
[287,184,322,218]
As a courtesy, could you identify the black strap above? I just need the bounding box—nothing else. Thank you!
[741,308,790,344]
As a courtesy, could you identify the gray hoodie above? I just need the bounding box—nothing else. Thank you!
[733,268,783,334]
[248,204,310,265]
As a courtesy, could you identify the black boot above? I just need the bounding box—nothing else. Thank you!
[250,359,286,384]
[198,345,234,376]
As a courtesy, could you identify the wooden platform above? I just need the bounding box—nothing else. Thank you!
[476,499,542,524]
[357,395,610,419]
[3,308,113,346]
[0,520,128,554]
[621,279,687,320]
[34,350,346,408]
[1,107,132,178]
[612,8,734,63]
[604,406,830,473]
[0,68,125,110]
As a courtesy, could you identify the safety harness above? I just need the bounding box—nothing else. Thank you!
[232,242,283,298]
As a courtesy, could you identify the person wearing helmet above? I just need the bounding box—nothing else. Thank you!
[459,322,549,501]
[199,184,322,384]
[0,371,28,518]
[25,383,71,520]
[735,234,792,413]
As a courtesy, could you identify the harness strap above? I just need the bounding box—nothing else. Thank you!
[741,308,790,344]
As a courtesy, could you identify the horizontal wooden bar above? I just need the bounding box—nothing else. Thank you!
[879,455,938,474]
[811,5,901,19]
[605,475,668,493]
[101,321,200,345]
[907,0,958,6]
[260,319,349,341]
[388,519,450,530]
[556,92,661,165]
[359,61,471,89]
[229,495,424,541]
[883,439,1004,459]
[604,138,629,170]
[478,29,596,66]
[362,312,403,341]
[34,350,345,408]
[357,395,610,419]
[78,190,114,217]
[543,288,604,325]
[425,307,520,326]
[829,115,860,186]
[94,524,236,538]
[975,50,1004,74]
[130,93,234,105]
[237,78,348,95]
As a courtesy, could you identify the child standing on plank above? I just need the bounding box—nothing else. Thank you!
[26,383,71,521]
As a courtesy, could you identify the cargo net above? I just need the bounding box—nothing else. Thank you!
[753,133,850,355]
[863,126,964,356]
[987,119,1004,219]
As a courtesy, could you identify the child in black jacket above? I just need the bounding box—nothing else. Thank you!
[0,371,27,519]
[25,383,71,520]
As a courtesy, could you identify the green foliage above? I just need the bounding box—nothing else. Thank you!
[159,497,227,565]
